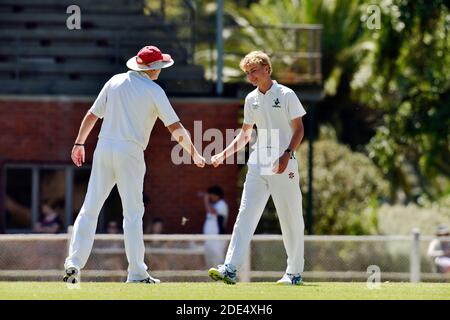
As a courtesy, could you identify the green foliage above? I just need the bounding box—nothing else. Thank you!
[215,0,450,202]
[352,0,450,202]
[298,127,389,235]
[377,195,450,235]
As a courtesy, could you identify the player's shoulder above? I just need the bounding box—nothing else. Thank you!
[245,88,259,101]
[276,82,296,96]
[111,72,129,81]
[149,81,168,99]
[107,72,129,87]
[129,71,166,92]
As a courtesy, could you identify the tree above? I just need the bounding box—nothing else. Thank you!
[352,0,450,202]
[298,127,388,235]
[220,0,450,202]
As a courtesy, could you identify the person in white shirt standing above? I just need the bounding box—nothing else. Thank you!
[208,51,306,285]
[64,45,205,284]
[201,186,229,267]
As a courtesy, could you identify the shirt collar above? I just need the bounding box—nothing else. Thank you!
[258,80,278,96]
[132,70,152,80]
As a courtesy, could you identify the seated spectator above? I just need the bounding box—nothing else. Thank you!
[148,217,164,234]
[106,220,121,234]
[145,217,165,248]
[34,200,62,233]
[427,224,450,273]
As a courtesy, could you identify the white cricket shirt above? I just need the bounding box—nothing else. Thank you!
[89,71,180,150]
[243,80,306,152]
[203,199,229,235]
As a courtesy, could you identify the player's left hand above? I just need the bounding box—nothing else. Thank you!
[272,152,290,174]
[211,152,225,167]
[193,152,206,168]
[71,145,85,167]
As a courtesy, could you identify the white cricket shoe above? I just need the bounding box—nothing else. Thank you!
[276,273,303,285]
[127,275,161,284]
[208,264,237,285]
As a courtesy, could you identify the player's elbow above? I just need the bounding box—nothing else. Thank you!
[87,111,98,119]
[242,130,252,144]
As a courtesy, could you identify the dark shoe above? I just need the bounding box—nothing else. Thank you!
[63,266,79,284]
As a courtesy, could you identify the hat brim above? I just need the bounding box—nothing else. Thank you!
[126,54,174,71]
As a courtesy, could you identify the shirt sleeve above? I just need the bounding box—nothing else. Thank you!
[89,79,111,119]
[427,240,444,257]
[243,96,255,125]
[215,201,229,218]
[286,91,307,120]
[154,88,180,127]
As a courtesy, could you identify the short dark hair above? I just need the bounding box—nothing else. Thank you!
[207,186,224,198]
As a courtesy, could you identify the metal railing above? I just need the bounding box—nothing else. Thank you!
[196,23,323,86]
[0,229,449,282]
[227,24,323,83]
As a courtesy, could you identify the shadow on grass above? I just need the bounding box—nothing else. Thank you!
[301,283,320,287]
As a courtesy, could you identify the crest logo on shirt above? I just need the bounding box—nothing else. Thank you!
[289,172,295,179]
[252,102,260,110]
[272,98,281,108]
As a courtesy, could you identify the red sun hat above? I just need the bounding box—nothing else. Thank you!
[126,45,174,71]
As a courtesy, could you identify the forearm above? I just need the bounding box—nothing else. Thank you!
[75,112,98,144]
[170,123,200,157]
[222,130,250,158]
[287,126,304,151]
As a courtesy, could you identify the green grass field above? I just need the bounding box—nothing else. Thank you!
[0,282,449,300]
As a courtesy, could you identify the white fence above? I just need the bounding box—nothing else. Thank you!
[0,230,449,282]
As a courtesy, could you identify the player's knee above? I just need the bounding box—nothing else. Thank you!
[123,205,145,223]
[77,205,101,220]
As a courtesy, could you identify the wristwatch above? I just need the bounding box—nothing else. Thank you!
[284,148,293,157]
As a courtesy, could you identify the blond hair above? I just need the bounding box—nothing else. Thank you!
[239,51,272,75]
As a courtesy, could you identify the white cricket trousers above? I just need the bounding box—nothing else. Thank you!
[65,138,149,281]
[225,156,305,274]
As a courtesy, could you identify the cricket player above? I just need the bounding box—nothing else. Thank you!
[208,51,306,285]
[64,45,206,284]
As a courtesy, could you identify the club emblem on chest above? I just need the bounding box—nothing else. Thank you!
[272,98,281,108]
[289,172,295,179]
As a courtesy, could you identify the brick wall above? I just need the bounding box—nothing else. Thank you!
[0,96,241,234]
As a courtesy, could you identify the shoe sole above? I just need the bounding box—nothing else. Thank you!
[276,281,304,286]
[126,278,161,284]
[63,267,79,284]
[208,268,236,285]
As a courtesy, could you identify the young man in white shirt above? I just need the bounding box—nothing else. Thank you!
[64,45,205,284]
[208,51,306,285]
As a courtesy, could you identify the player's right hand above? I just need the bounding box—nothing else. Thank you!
[211,152,225,168]
[193,153,206,168]
[71,145,85,167]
